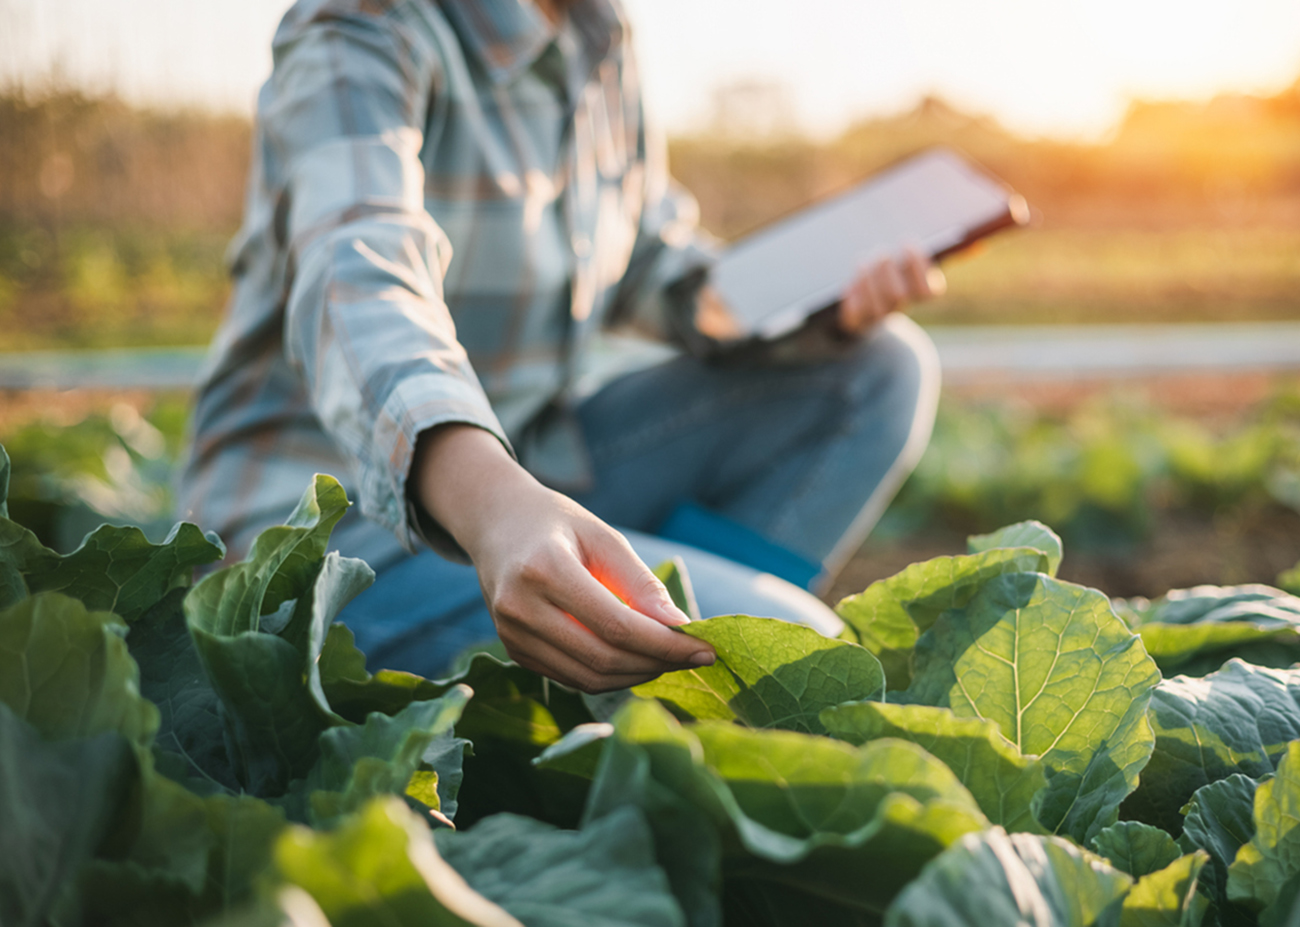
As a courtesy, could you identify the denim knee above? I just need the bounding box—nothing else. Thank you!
[849,314,941,423]
[814,314,941,576]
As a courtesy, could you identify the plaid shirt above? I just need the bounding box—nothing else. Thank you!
[178,0,712,561]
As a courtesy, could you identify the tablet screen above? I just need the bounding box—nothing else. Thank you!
[710,147,1027,338]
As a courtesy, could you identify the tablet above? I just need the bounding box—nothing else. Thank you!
[709,147,1029,339]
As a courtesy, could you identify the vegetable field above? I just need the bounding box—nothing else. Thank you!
[7,446,1300,926]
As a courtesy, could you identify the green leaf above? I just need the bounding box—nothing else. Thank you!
[0,443,223,619]
[183,478,357,795]
[1138,622,1300,678]
[1135,585,1300,626]
[201,794,290,914]
[835,547,1050,689]
[1122,660,1300,835]
[130,587,237,793]
[318,622,446,723]
[633,614,885,733]
[882,828,1132,927]
[185,474,350,640]
[1228,741,1300,916]
[1279,562,1300,597]
[22,522,225,624]
[0,445,58,610]
[902,572,1161,844]
[0,592,159,750]
[0,594,228,925]
[585,699,988,923]
[0,701,138,927]
[292,552,375,720]
[693,720,987,859]
[968,520,1064,576]
[295,688,471,829]
[1127,585,1300,677]
[820,700,1047,833]
[1119,851,1210,927]
[1090,822,1183,877]
[434,807,685,927]
[1180,774,1258,920]
[654,558,701,623]
[77,772,217,925]
[533,722,615,779]
[445,654,595,829]
[271,795,520,927]
[581,700,725,927]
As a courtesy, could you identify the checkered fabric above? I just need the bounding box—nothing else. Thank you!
[178,0,713,560]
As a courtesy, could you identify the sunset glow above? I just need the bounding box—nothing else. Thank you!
[2,0,1298,138]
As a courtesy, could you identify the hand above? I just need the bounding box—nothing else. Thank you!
[412,424,716,692]
[837,247,945,335]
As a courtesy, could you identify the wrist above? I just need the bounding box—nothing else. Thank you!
[412,424,536,558]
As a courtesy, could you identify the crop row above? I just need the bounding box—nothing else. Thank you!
[4,445,1300,926]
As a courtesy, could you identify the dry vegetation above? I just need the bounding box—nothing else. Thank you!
[1,81,1299,350]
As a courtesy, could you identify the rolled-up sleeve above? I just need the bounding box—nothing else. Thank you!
[266,11,507,557]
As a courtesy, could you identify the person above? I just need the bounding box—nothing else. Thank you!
[177,0,943,693]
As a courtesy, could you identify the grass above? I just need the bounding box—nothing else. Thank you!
[913,226,1300,327]
[2,222,1296,352]
[0,224,231,350]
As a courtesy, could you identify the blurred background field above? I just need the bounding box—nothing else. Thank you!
[2,68,1300,598]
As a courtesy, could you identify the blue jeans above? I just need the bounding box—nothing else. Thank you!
[334,314,939,678]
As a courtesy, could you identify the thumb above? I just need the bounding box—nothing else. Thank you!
[579,526,693,628]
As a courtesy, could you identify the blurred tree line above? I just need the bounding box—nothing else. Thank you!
[1,79,1299,350]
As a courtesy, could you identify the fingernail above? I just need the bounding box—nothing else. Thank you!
[662,604,691,626]
[690,651,715,667]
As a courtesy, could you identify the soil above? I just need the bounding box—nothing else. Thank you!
[828,503,1300,605]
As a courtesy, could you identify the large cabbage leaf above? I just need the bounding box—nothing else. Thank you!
[271,796,519,927]
[1179,774,1258,925]
[288,688,471,829]
[182,477,365,795]
[1119,851,1210,927]
[968,520,1064,575]
[1089,822,1183,878]
[0,444,223,618]
[834,545,1050,689]
[1122,660,1300,834]
[883,828,1132,927]
[1123,585,1300,677]
[0,592,158,749]
[820,700,1047,833]
[584,698,987,926]
[901,572,1161,844]
[0,701,137,927]
[1227,741,1300,918]
[633,614,885,733]
[434,807,685,927]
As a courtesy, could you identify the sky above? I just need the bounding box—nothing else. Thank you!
[2,0,1299,139]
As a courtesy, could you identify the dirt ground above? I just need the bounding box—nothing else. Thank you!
[827,504,1300,604]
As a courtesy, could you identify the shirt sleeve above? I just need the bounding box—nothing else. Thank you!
[606,83,720,345]
[265,8,506,559]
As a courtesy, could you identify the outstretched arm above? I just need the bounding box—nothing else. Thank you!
[413,424,716,693]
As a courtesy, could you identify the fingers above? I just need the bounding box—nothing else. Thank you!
[480,520,717,692]
[507,630,660,693]
[498,603,669,690]
[581,529,690,628]
[838,249,943,334]
[540,546,715,668]
[902,247,946,298]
